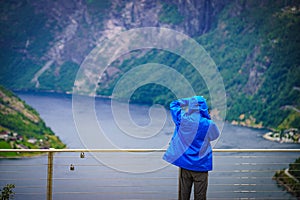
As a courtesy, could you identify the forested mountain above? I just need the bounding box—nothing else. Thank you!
[0,86,65,156]
[0,0,299,130]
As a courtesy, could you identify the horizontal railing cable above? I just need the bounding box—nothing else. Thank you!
[0,149,299,200]
[1,148,300,152]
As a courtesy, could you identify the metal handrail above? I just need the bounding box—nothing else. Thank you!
[1,148,299,200]
[1,148,300,152]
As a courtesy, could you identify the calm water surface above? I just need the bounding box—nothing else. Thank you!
[0,92,299,199]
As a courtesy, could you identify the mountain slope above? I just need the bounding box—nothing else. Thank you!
[0,85,65,156]
[0,0,299,130]
[197,1,300,129]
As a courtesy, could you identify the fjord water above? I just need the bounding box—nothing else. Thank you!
[0,92,299,199]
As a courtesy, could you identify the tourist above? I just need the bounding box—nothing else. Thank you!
[163,96,220,200]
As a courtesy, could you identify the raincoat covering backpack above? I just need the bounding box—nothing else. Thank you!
[163,96,220,171]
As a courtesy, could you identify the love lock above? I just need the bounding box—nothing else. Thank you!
[70,164,75,171]
[80,152,85,158]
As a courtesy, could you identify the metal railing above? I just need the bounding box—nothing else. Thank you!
[0,149,299,200]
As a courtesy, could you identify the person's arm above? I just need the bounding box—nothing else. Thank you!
[207,121,220,141]
[169,98,189,126]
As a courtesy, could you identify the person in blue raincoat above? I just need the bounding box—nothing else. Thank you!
[163,96,220,200]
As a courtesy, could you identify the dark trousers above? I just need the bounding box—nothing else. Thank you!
[178,168,208,200]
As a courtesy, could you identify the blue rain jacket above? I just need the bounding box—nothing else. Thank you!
[163,96,220,171]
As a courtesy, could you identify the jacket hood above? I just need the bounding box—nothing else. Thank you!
[188,96,211,119]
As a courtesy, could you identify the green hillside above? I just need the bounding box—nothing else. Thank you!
[197,1,300,129]
[0,0,299,130]
[0,86,65,157]
[97,1,300,129]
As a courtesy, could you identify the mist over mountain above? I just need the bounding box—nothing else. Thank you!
[0,0,299,130]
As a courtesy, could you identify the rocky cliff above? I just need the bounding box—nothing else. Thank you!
[19,0,228,89]
[0,0,299,129]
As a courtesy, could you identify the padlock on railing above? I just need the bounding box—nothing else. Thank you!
[70,164,75,171]
[80,152,85,158]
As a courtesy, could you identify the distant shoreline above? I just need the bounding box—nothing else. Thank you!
[263,130,300,144]
[13,89,112,99]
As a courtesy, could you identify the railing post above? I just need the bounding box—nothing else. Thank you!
[47,151,53,200]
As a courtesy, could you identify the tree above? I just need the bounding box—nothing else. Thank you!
[0,184,15,200]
